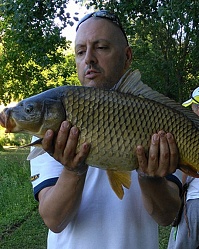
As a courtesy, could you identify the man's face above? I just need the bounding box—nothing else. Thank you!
[192,103,199,116]
[75,18,131,89]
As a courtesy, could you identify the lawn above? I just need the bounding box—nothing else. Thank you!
[0,147,171,248]
[0,148,47,248]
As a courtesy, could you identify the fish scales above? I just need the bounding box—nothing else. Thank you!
[58,86,199,172]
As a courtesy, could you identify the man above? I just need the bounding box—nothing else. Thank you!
[31,10,181,249]
[168,88,199,249]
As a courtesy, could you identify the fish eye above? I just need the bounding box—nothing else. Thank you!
[25,104,34,113]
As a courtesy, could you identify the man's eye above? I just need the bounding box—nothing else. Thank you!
[97,46,107,50]
[77,50,85,56]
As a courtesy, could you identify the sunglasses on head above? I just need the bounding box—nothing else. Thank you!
[76,10,128,44]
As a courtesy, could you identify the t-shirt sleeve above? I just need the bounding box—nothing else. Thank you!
[30,140,64,201]
[166,170,182,195]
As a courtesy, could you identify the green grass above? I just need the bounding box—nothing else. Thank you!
[0,148,47,248]
[159,226,171,249]
[0,147,172,248]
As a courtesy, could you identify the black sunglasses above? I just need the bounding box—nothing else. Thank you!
[76,10,128,44]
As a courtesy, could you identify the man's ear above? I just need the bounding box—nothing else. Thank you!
[124,46,133,69]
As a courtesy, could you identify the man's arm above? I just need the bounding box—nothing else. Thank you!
[38,121,90,233]
[136,131,181,226]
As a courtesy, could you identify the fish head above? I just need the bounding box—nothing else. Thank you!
[0,96,66,137]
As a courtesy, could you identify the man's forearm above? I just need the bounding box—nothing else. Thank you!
[138,175,181,226]
[38,168,87,233]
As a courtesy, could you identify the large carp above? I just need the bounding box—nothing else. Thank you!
[0,70,199,199]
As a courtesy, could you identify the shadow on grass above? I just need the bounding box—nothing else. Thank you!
[0,211,47,249]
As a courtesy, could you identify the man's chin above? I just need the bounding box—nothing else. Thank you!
[83,79,102,88]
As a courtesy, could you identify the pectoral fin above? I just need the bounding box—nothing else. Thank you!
[107,170,131,200]
[19,138,45,160]
[27,147,46,160]
[20,138,43,148]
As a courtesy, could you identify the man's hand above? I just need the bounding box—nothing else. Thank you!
[42,121,90,173]
[136,131,179,177]
[136,131,181,226]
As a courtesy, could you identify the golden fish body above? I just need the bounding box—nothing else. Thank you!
[62,86,199,174]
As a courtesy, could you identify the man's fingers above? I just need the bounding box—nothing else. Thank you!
[55,121,71,153]
[136,131,178,178]
[42,129,54,154]
[136,145,148,172]
[147,133,160,176]
[166,133,178,173]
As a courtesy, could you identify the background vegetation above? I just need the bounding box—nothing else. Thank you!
[88,0,199,101]
[0,0,198,104]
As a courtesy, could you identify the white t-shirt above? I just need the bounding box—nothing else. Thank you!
[30,152,181,249]
[186,177,199,201]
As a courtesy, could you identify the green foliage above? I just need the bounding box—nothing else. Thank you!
[1,0,77,65]
[0,126,31,146]
[1,0,199,103]
[0,0,80,103]
[41,52,80,88]
[85,0,199,102]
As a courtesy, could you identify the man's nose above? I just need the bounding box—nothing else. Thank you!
[85,48,97,65]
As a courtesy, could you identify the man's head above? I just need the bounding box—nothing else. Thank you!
[75,10,132,89]
[182,86,199,116]
[191,103,199,116]
[182,87,199,107]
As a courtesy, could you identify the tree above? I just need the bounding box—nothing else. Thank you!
[1,0,198,103]
[0,0,79,103]
[85,0,199,101]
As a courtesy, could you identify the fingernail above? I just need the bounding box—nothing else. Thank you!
[166,133,173,139]
[46,130,52,137]
[83,143,90,150]
[136,145,142,154]
[159,131,165,137]
[71,127,78,135]
[152,134,159,144]
[61,121,68,128]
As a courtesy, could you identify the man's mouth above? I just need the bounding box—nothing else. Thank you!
[85,69,100,79]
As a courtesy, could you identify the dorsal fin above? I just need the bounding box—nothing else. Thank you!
[113,69,199,129]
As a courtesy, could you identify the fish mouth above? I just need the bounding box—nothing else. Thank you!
[0,112,6,128]
[0,110,16,133]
